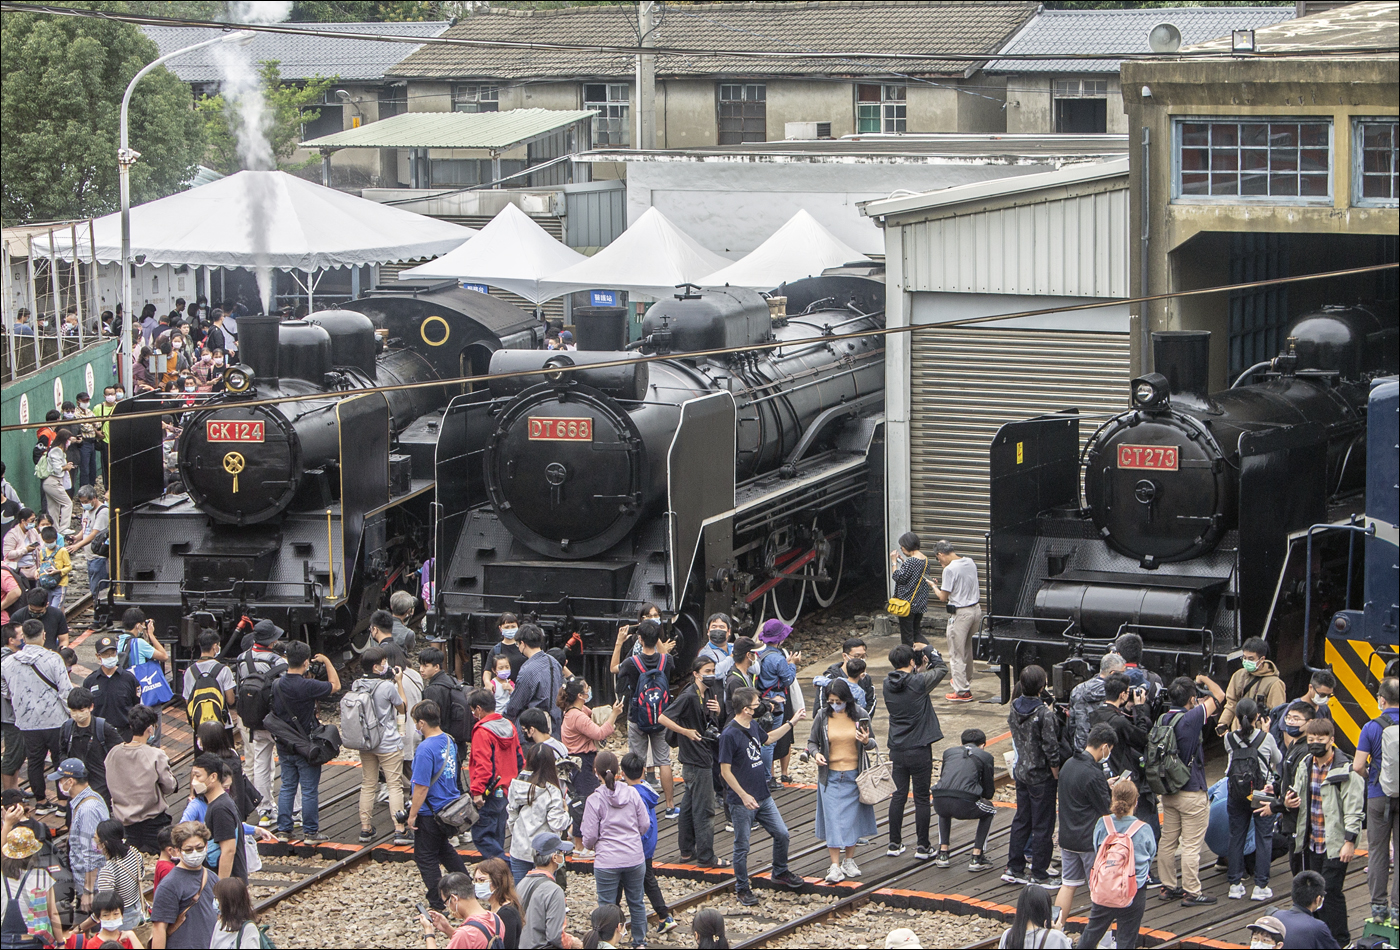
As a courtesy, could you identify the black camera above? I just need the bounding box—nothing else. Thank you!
[701,724,722,747]
[754,699,775,730]
[308,658,328,680]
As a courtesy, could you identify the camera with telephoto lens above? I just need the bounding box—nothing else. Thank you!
[701,724,722,748]
[394,808,409,824]
[754,699,775,730]
[308,658,328,680]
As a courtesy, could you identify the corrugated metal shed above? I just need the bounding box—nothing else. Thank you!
[865,158,1129,299]
[301,109,596,151]
[143,22,451,83]
[985,7,1294,74]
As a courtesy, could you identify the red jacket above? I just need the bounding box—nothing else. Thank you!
[468,712,521,797]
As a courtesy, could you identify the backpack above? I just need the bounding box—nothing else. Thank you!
[235,653,284,731]
[629,655,670,734]
[1088,816,1146,909]
[461,915,504,950]
[1143,711,1193,797]
[33,450,52,480]
[1375,711,1398,798]
[1225,729,1268,800]
[339,680,386,752]
[60,716,108,762]
[186,661,231,731]
[428,674,473,750]
[4,566,32,596]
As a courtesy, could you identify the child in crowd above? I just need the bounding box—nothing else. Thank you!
[151,828,178,891]
[486,653,515,714]
[36,526,71,609]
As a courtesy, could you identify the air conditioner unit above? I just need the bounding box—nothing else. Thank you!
[785,121,833,140]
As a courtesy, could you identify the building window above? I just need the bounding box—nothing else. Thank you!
[1052,79,1108,134]
[718,83,766,145]
[379,84,407,119]
[1354,119,1399,207]
[856,84,906,134]
[1175,118,1332,202]
[300,98,343,140]
[583,83,630,146]
[453,85,499,113]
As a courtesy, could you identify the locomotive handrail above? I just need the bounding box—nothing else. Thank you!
[1301,519,1375,672]
[1114,622,1215,668]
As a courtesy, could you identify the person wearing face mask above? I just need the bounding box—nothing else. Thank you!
[1052,723,1120,932]
[1243,915,1287,950]
[489,613,525,681]
[1273,672,1337,745]
[1273,871,1338,949]
[1217,639,1287,735]
[91,388,117,483]
[81,636,140,740]
[698,613,735,678]
[931,729,997,872]
[1355,675,1400,925]
[1222,698,1281,902]
[806,678,877,884]
[471,858,522,948]
[59,689,120,808]
[148,821,219,950]
[1260,701,1315,873]
[105,705,176,857]
[658,657,727,868]
[1283,717,1364,946]
[349,646,408,845]
[559,677,622,856]
[67,889,141,949]
[421,871,507,949]
[51,759,108,914]
[72,394,97,490]
[59,404,85,496]
[69,487,109,600]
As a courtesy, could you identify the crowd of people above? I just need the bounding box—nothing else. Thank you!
[2,481,1396,950]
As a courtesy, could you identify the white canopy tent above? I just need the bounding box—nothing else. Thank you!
[538,207,732,301]
[35,170,476,308]
[396,203,586,305]
[699,209,873,290]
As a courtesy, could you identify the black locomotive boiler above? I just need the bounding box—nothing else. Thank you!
[433,275,888,690]
[106,282,539,660]
[981,306,1396,699]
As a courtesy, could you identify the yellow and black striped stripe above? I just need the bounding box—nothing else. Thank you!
[1324,635,1397,751]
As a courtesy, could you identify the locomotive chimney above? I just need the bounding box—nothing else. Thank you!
[1151,331,1211,404]
[238,314,282,385]
[572,307,629,351]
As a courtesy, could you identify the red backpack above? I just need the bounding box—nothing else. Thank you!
[1088,816,1146,908]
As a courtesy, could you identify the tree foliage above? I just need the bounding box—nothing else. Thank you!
[0,7,205,224]
[196,63,331,175]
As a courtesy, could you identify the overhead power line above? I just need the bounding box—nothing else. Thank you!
[3,262,1394,433]
[1,2,1395,63]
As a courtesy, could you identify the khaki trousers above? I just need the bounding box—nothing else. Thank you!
[946,604,981,694]
[359,745,405,830]
[1158,789,1210,895]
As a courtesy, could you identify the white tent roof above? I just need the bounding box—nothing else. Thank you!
[36,170,475,270]
[699,209,872,290]
[396,203,586,305]
[539,207,733,300]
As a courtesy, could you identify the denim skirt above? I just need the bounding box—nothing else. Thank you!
[814,768,877,848]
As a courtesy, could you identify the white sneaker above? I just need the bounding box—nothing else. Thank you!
[1251,886,1273,902]
[1100,929,1117,949]
[1228,883,1246,900]
[824,863,845,884]
[376,783,390,804]
[840,858,861,878]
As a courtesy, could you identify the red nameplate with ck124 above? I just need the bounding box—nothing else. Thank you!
[206,420,265,443]
[1117,444,1178,470]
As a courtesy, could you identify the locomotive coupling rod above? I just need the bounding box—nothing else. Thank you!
[1301,520,1376,672]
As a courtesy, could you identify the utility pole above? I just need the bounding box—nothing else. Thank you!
[635,1,657,149]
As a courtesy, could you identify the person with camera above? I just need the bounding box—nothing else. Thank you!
[883,642,948,861]
[697,612,736,679]
[719,686,807,906]
[1003,664,1060,887]
[659,656,727,868]
[753,620,800,789]
[807,678,878,883]
[613,619,678,816]
[270,641,339,843]
[1088,674,1160,859]
[406,700,469,914]
[351,646,409,846]
[1155,672,1223,906]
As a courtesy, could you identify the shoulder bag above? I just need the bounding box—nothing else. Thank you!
[428,754,479,833]
[165,869,209,940]
[128,638,174,707]
[856,751,897,805]
[886,557,928,618]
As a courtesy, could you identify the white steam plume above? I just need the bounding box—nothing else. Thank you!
[212,1,293,314]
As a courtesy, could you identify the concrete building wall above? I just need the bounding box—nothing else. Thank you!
[765,80,857,139]
[1004,75,1126,134]
[1121,56,1399,386]
[658,79,719,148]
[409,82,454,113]
[956,72,1008,133]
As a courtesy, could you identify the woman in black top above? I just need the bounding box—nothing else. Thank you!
[889,532,932,647]
[475,857,523,949]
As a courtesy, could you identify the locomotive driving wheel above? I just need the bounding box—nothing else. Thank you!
[808,517,845,609]
[761,530,807,627]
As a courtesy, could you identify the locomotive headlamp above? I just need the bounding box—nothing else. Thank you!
[543,355,576,385]
[223,363,255,395]
[1131,373,1171,409]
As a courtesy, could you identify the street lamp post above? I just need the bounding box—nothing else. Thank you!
[118,29,253,393]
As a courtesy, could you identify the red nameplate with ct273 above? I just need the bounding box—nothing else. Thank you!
[206,420,265,442]
[1117,443,1178,470]
[528,417,592,441]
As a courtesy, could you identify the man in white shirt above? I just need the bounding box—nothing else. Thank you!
[931,540,981,703]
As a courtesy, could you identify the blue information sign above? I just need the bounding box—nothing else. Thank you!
[589,290,618,307]
[462,282,489,294]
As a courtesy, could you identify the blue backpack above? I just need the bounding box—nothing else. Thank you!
[629,655,671,734]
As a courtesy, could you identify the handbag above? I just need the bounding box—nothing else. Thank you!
[886,557,928,618]
[429,757,479,832]
[128,638,174,706]
[856,752,897,805]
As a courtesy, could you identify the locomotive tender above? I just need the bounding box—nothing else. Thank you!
[434,275,888,690]
[981,306,1397,712]
[106,282,538,657]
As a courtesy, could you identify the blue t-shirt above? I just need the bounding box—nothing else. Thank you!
[118,634,155,665]
[413,732,460,815]
[1356,707,1398,799]
[633,780,660,860]
[718,720,770,804]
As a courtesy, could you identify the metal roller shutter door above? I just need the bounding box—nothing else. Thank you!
[909,326,1130,601]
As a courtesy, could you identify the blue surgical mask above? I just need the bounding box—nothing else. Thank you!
[1284,723,1302,737]
[830,701,846,714]
[474,881,493,901]
[81,503,92,511]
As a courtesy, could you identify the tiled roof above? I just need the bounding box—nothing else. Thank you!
[1183,0,1395,54]
[389,1,1038,81]
[301,109,597,150]
[142,21,452,83]
[986,6,1295,73]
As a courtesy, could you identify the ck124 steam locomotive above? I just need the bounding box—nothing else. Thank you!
[433,274,888,690]
[105,282,540,657]
[980,306,1398,745]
